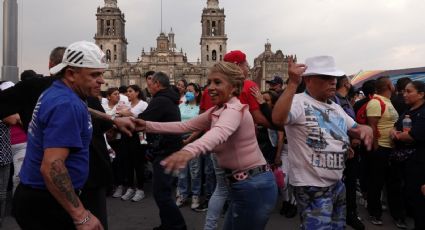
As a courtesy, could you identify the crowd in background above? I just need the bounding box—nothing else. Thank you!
[0,42,424,230]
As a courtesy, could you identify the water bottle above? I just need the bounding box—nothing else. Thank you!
[402,115,412,132]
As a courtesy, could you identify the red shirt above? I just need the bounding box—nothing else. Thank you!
[200,88,214,111]
[239,80,260,112]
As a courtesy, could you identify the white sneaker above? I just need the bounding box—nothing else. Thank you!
[191,195,200,209]
[112,185,124,198]
[131,189,145,202]
[176,196,186,207]
[121,188,135,201]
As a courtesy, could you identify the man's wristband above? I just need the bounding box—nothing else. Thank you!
[74,210,91,226]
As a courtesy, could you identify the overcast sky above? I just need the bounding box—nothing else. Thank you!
[1,0,425,77]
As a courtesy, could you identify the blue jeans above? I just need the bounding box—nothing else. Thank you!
[204,154,229,230]
[223,171,277,230]
[203,154,216,197]
[177,157,202,198]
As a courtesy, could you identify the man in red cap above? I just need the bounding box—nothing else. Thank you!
[222,50,272,128]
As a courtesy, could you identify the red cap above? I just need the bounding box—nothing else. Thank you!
[223,50,246,64]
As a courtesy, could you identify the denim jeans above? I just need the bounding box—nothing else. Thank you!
[152,157,186,230]
[204,154,229,230]
[223,171,277,230]
[203,154,216,197]
[177,156,202,198]
[12,142,27,193]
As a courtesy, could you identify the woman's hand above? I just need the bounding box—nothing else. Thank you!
[250,86,265,104]
[160,150,194,174]
[117,109,132,117]
[390,129,401,140]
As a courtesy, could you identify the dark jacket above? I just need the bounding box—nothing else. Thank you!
[0,75,58,131]
[139,88,182,157]
[85,97,113,189]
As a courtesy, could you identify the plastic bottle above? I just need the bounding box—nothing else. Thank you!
[402,115,412,132]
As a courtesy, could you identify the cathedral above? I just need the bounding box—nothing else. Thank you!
[95,0,293,90]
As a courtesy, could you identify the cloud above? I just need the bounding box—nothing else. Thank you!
[1,0,424,78]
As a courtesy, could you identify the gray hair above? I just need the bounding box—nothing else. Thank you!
[152,71,170,88]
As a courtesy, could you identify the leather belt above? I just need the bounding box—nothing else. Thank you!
[225,164,270,184]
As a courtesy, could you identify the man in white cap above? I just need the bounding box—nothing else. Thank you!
[13,41,107,230]
[272,56,373,229]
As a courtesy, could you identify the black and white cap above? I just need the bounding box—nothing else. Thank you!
[50,41,108,75]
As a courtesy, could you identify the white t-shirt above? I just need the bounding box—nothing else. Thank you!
[285,93,356,187]
[130,100,148,117]
[119,94,130,106]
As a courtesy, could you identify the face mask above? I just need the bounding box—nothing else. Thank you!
[185,91,195,102]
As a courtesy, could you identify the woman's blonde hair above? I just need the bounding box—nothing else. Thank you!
[209,62,245,96]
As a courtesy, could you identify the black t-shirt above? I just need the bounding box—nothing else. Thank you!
[0,76,58,131]
[394,102,425,155]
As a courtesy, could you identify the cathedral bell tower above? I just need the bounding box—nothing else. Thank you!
[94,0,128,67]
[200,0,227,68]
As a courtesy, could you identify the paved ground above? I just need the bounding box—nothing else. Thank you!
[3,182,411,229]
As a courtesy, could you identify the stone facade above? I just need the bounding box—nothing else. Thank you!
[251,42,297,91]
[95,0,227,89]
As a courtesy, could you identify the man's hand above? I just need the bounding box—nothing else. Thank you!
[287,58,307,86]
[250,86,265,104]
[133,119,146,132]
[75,211,104,230]
[349,125,373,151]
[160,150,194,175]
[347,147,355,159]
[113,117,135,136]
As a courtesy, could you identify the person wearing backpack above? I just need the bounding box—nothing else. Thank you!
[365,76,406,228]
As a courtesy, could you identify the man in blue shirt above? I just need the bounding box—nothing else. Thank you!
[13,41,107,230]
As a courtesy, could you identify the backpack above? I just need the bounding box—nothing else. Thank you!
[355,95,386,125]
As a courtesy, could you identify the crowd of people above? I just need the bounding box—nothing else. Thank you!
[0,39,424,230]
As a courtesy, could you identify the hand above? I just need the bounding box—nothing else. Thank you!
[133,119,146,132]
[113,117,135,137]
[351,139,361,148]
[390,129,401,140]
[287,58,307,85]
[160,150,193,175]
[249,86,265,104]
[349,125,373,151]
[421,185,425,196]
[274,158,282,167]
[117,109,132,117]
[182,139,190,146]
[75,213,104,230]
[347,147,355,159]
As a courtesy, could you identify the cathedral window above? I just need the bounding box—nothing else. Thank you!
[114,45,117,52]
[207,55,209,61]
[219,45,222,52]
[220,55,222,61]
[212,50,217,61]
[114,54,117,61]
[100,45,103,50]
[106,50,111,62]
[207,45,209,51]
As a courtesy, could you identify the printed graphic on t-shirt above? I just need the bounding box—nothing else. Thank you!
[304,102,349,170]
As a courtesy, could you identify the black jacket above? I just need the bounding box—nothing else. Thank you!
[139,88,182,157]
[85,97,113,189]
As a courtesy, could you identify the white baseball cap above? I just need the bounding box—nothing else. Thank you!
[303,55,345,77]
[50,41,108,75]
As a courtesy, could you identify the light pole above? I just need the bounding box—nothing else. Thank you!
[2,0,19,82]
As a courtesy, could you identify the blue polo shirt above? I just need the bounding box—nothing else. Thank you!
[20,80,92,189]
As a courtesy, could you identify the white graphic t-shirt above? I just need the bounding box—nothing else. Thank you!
[285,93,356,187]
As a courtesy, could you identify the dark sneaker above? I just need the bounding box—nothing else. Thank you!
[394,219,407,229]
[194,199,209,212]
[279,201,290,216]
[347,215,365,230]
[369,216,383,225]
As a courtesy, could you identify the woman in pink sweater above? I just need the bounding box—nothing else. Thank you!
[136,62,277,230]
